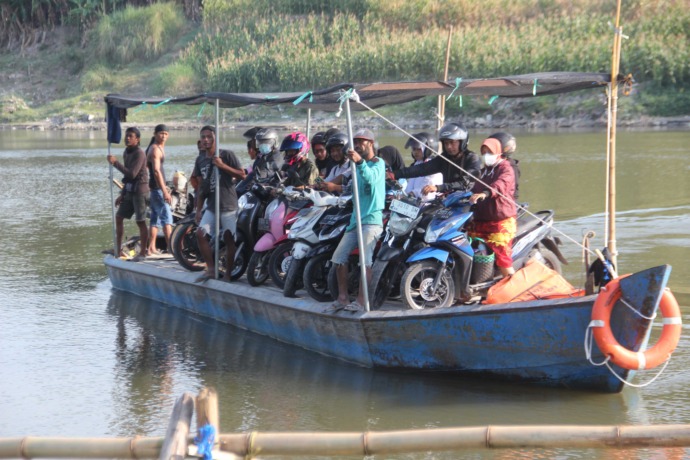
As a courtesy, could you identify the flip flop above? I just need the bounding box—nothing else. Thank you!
[324,300,350,313]
[344,301,365,312]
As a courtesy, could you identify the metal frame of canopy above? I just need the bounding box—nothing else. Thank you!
[105,70,625,310]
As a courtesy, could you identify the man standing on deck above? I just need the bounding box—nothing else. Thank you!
[146,124,172,255]
[330,129,385,311]
[107,127,149,261]
[194,126,246,282]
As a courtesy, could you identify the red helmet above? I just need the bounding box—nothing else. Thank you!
[280,132,310,166]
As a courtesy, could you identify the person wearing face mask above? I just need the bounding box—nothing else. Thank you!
[389,122,481,195]
[468,137,517,278]
[245,127,284,184]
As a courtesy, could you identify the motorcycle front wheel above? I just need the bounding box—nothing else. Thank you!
[369,259,401,309]
[171,222,204,271]
[303,252,334,302]
[229,241,248,280]
[268,242,293,289]
[401,260,455,309]
[327,255,361,303]
[283,257,306,298]
[247,250,271,286]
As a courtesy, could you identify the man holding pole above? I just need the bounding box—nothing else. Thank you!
[194,126,246,282]
[331,129,385,311]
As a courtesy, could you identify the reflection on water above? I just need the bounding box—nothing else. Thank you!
[1,129,689,459]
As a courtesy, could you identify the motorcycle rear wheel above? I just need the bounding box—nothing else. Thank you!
[229,242,248,280]
[171,222,204,271]
[268,242,293,289]
[401,260,455,309]
[303,253,334,302]
[247,250,271,286]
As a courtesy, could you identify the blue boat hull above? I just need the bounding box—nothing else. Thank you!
[104,256,670,393]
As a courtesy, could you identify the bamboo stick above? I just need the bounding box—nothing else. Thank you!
[4,425,690,458]
[437,26,454,134]
[158,392,195,460]
[196,387,219,434]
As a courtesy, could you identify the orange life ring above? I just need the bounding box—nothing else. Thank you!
[592,279,682,371]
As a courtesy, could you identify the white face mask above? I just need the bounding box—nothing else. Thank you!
[483,153,500,167]
[258,143,272,155]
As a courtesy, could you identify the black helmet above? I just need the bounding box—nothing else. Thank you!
[311,131,327,147]
[405,132,437,160]
[243,126,263,140]
[325,132,348,153]
[488,132,517,156]
[324,127,341,142]
[439,122,469,151]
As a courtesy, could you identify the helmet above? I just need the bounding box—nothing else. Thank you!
[488,132,516,156]
[439,122,469,151]
[280,131,310,166]
[324,127,341,142]
[255,128,279,155]
[243,126,263,140]
[325,132,349,154]
[405,132,437,160]
[311,131,327,147]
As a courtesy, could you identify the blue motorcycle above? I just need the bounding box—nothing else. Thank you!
[400,191,566,309]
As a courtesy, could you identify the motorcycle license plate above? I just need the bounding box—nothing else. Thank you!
[257,218,270,232]
[435,208,454,219]
[390,199,420,219]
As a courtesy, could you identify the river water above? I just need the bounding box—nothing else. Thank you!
[0,127,689,459]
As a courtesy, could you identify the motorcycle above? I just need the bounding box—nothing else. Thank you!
[246,186,312,286]
[367,192,443,309]
[282,190,346,297]
[400,191,566,309]
[301,198,353,301]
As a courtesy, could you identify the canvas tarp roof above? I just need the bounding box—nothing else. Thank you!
[104,72,618,112]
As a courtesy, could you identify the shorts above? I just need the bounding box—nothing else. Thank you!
[198,209,238,238]
[331,225,383,267]
[149,189,173,228]
[117,191,148,222]
[468,217,517,268]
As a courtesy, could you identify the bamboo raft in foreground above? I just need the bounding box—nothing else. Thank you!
[3,388,690,459]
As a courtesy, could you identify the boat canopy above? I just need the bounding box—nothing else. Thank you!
[104,72,619,112]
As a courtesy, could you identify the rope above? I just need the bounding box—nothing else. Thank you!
[293,90,313,105]
[197,102,206,119]
[350,93,601,258]
[153,98,172,108]
[585,320,671,388]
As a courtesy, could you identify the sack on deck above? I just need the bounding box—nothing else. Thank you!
[484,259,584,304]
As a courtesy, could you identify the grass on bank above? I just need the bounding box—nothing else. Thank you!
[1,0,689,124]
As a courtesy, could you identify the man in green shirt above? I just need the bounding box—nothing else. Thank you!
[331,129,386,311]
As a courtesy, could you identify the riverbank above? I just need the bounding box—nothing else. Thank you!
[2,113,689,133]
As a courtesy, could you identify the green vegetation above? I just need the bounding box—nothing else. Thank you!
[1,0,689,124]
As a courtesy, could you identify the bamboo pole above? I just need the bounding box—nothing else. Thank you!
[437,26,453,134]
[196,387,219,434]
[158,392,195,460]
[606,0,623,270]
[4,425,690,458]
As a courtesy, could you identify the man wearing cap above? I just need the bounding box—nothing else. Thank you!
[146,124,173,255]
[331,128,386,311]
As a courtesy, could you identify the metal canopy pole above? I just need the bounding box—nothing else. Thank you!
[607,0,623,270]
[106,104,118,256]
[344,97,370,311]
[306,108,312,139]
[214,98,220,280]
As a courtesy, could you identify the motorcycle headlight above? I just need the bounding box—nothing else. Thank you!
[389,215,421,237]
[265,198,280,219]
[424,219,456,244]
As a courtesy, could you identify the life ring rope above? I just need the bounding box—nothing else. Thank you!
[585,280,682,387]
